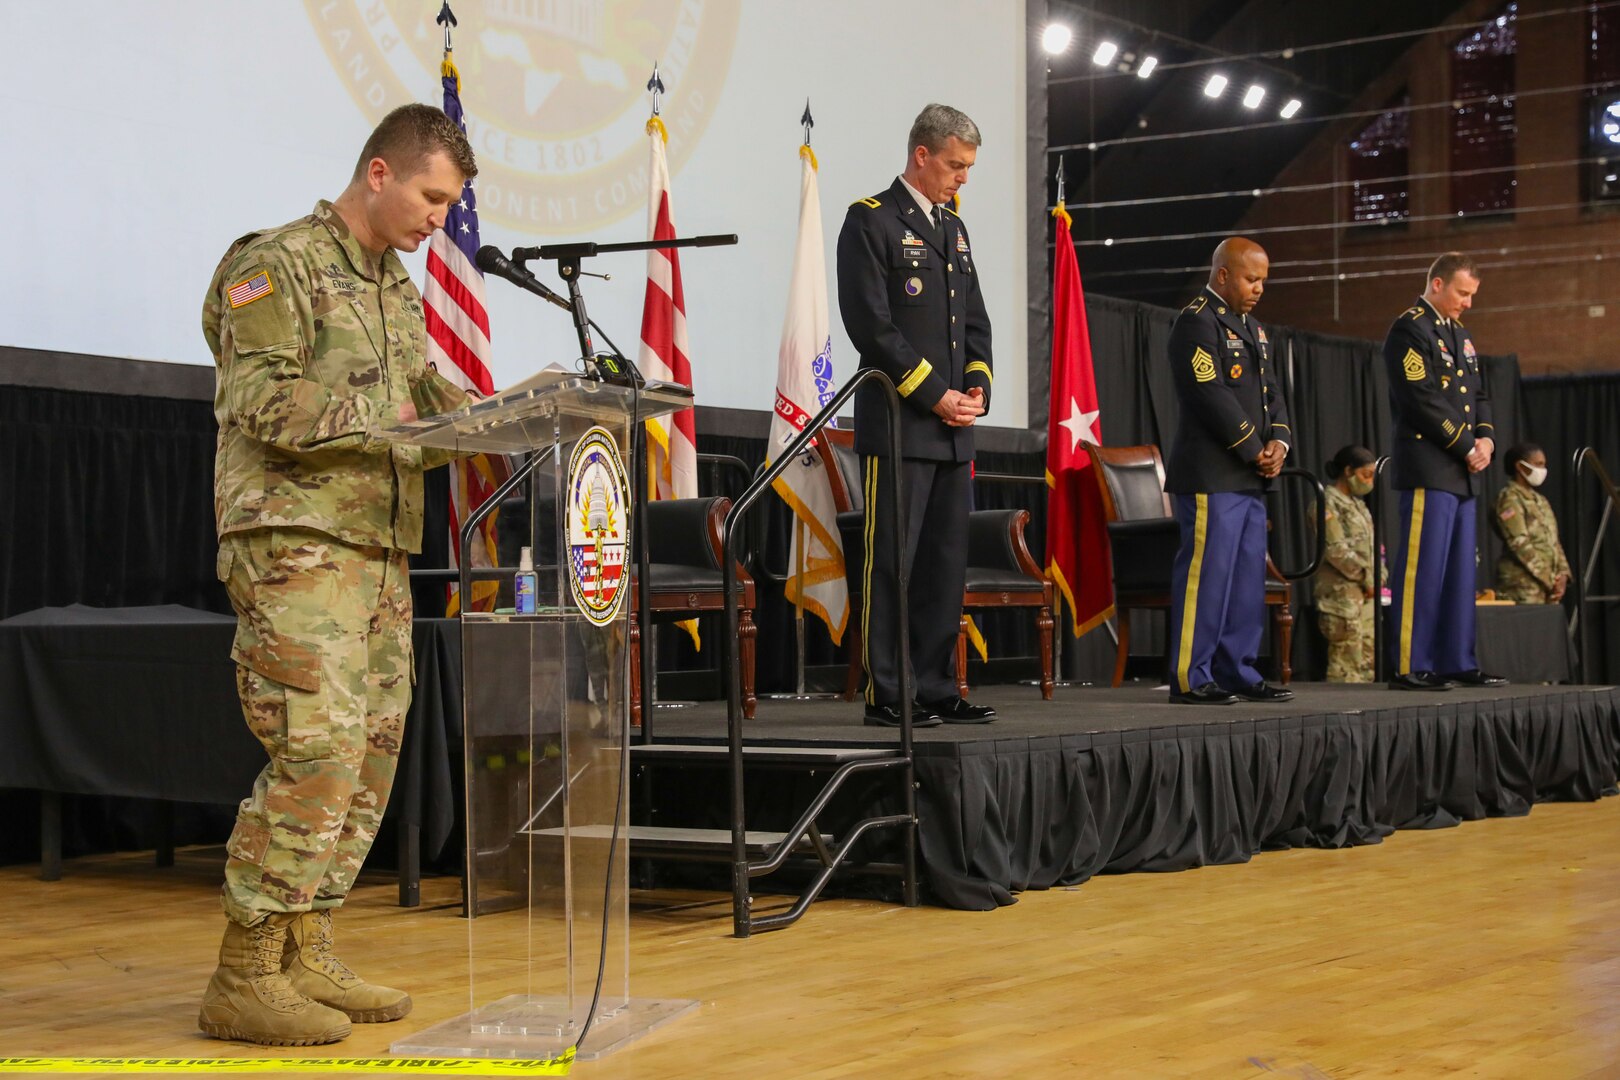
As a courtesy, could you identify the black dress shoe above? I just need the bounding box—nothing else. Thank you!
[863,704,943,728]
[1443,669,1509,687]
[1388,671,1455,691]
[1169,682,1239,705]
[923,697,998,724]
[1234,681,1294,702]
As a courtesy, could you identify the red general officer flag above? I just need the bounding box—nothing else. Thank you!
[1045,203,1114,636]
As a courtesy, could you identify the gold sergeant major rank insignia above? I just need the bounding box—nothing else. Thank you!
[1402,348,1427,382]
[1191,347,1217,383]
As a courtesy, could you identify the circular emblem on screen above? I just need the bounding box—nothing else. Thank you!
[905,276,923,296]
[304,1,740,234]
[566,427,631,626]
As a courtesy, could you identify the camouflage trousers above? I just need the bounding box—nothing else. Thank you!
[1319,600,1376,683]
[216,527,413,928]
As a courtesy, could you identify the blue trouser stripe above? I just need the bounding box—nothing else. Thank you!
[1167,491,1267,692]
[1387,487,1479,675]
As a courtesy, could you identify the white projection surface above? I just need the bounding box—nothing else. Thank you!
[2,1,1028,426]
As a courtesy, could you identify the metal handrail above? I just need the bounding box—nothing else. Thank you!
[457,446,558,605]
[718,370,917,937]
[1275,466,1328,581]
[1371,456,1392,683]
[1570,447,1620,680]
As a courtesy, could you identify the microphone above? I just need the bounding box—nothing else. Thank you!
[474,246,571,312]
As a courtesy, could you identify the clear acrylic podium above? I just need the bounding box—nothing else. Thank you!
[386,373,698,1061]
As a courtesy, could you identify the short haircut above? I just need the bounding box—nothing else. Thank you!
[1504,441,1543,474]
[908,103,982,157]
[1326,444,1377,478]
[353,103,478,183]
[1428,252,1479,286]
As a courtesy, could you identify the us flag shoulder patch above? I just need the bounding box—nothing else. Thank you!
[227,270,274,309]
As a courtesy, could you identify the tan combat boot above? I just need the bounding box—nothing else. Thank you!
[283,909,412,1023]
[198,914,352,1046]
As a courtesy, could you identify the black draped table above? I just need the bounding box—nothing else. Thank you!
[0,605,463,905]
[1473,603,1572,685]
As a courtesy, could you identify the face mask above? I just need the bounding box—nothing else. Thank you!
[1348,474,1374,497]
[1522,463,1548,488]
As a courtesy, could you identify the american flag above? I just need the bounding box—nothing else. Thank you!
[424,54,501,615]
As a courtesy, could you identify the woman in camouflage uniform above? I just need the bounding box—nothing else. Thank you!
[1314,445,1384,681]
[1493,442,1571,604]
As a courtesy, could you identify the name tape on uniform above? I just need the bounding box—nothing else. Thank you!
[0,1056,572,1076]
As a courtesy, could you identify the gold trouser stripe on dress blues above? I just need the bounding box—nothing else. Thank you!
[861,456,878,705]
[964,361,991,381]
[1398,489,1426,674]
[897,359,932,398]
[1175,494,1210,693]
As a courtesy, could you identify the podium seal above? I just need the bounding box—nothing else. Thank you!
[566,427,631,625]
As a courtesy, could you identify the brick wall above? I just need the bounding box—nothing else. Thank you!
[1229,1,1620,375]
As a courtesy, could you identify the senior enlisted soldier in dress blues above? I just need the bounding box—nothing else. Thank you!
[837,103,995,728]
[198,104,477,1046]
[1383,252,1507,690]
[1164,237,1295,705]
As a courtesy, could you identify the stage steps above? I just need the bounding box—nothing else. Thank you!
[629,739,914,935]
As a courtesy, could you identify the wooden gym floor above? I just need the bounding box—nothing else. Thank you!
[4,798,1620,1079]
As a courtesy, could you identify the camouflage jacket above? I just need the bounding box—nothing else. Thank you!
[1493,483,1570,601]
[1313,484,1383,618]
[203,201,470,552]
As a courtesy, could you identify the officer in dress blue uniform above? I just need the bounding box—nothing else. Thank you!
[1383,252,1507,690]
[1164,237,1295,705]
[836,103,995,728]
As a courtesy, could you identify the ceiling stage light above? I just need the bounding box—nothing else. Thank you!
[1204,74,1228,98]
[1137,55,1158,78]
[1242,84,1265,109]
[1042,24,1072,55]
[1092,41,1118,66]
[1280,98,1303,119]
[1601,100,1620,144]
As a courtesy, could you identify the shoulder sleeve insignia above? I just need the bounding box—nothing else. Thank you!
[1499,506,1517,521]
[226,269,275,309]
[1191,346,1217,383]
[853,197,881,209]
[1401,348,1427,382]
[1185,296,1208,314]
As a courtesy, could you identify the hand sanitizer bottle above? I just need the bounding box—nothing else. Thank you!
[515,546,538,614]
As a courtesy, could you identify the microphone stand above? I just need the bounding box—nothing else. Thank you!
[513,233,738,745]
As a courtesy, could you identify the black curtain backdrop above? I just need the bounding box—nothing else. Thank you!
[1522,372,1620,684]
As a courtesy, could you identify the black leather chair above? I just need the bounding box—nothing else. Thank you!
[632,496,757,725]
[1083,441,1293,687]
[816,429,1054,701]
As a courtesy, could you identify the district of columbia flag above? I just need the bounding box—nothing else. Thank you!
[637,111,700,646]
[1045,201,1115,637]
[767,142,848,644]
[424,50,503,616]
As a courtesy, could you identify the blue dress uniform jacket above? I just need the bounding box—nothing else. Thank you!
[837,178,993,462]
[1383,298,1495,497]
[1164,288,1291,493]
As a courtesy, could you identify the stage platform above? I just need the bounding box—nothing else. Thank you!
[641,682,1620,910]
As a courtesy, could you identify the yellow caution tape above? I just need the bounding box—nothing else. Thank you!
[0,1055,572,1075]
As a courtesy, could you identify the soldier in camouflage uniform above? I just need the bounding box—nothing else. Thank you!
[197,104,477,1047]
[1314,445,1385,682]
[1494,442,1571,604]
